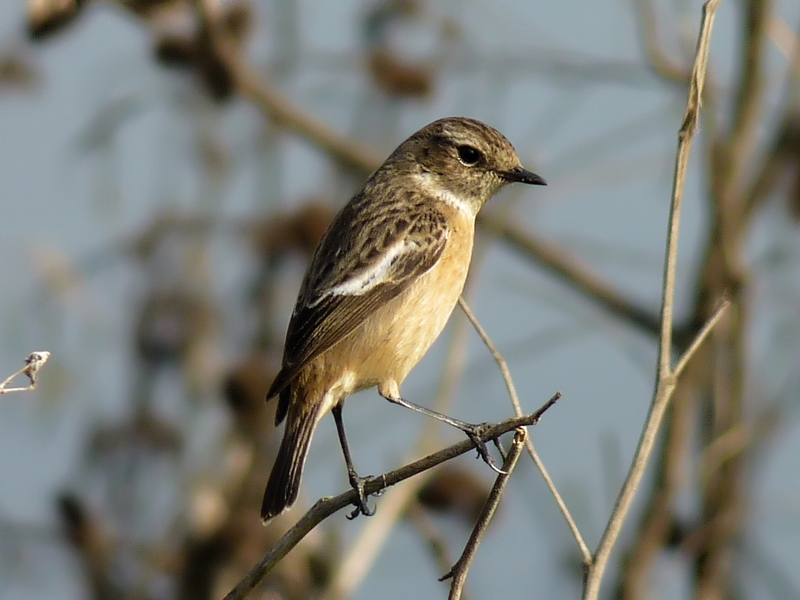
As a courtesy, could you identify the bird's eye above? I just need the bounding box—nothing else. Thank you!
[457,145,482,166]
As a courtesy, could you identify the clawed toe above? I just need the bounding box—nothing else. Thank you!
[462,423,507,475]
[346,473,376,520]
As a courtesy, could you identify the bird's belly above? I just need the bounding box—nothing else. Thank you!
[333,236,472,392]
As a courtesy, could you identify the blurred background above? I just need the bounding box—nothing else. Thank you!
[1,0,800,598]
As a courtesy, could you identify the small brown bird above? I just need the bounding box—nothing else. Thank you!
[262,117,545,523]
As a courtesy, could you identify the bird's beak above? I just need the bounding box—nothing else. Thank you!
[502,166,547,186]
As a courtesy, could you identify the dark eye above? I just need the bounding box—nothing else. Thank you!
[457,145,482,166]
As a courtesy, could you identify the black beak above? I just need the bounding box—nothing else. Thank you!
[502,166,547,186]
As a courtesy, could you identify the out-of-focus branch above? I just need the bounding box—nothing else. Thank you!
[688,3,770,598]
[223,396,560,600]
[724,0,771,201]
[632,0,690,83]
[457,297,591,564]
[195,0,670,357]
[477,213,662,338]
[743,27,800,219]
[195,0,380,174]
[582,2,725,598]
[407,504,470,598]
[440,429,527,600]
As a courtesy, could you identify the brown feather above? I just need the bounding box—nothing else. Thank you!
[266,199,448,401]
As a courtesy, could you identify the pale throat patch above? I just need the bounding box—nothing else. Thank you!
[412,173,477,218]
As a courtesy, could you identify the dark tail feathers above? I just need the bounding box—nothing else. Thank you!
[261,406,317,523]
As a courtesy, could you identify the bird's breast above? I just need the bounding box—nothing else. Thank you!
[346,208,475,387]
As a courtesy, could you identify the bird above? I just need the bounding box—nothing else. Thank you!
[261,117,546,523]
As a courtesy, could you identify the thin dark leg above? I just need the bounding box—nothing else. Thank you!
[332,403,375,519]
[381,394,505,474]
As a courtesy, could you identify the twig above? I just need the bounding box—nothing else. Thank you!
[0,352,50,395]
[439,428,527,600]
[457,297,591,564]
[223,395,560,600]
[582,2,725,598]
[673,299,728,378]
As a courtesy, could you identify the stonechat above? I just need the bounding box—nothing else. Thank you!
[261,117,545,523]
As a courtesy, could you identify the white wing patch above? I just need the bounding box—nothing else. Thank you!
[309,238,411,306]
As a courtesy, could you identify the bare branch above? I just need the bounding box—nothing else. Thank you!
[440,429,527,600]
[583,2,725,598]
[457,297,591,564]
[0,352,51,395]
[223,396,559,600]
[673,298,729,379]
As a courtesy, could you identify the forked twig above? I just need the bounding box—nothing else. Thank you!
[223,396,560,600]
[457,297,591,564]
[582,2,727,598]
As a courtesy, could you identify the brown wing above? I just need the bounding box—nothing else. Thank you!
[268,196,449,414]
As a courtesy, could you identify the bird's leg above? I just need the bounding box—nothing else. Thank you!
[332,403,375,519]
[380,393,506,474]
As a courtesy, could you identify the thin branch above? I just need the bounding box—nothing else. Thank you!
[0,352,50,395]
[224,395,560,600]
[440,428,527,600]
[582,2,725,598]
[457,297,591,564]
[673,298,729,378]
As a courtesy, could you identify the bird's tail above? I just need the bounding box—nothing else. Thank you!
[261,393,318,523]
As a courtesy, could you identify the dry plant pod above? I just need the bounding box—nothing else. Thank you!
[135,291,214,368]
[223,355,278,438]
[0,50,40,91]
[367,48,433,99]
[89,410,183,457]
[154,33,198,68]
[222,0,254,42]
[417,465,493,525]
[27,0,88,39]
[250,201,335,265]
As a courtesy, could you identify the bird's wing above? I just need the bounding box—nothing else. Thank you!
[267,197,449,403]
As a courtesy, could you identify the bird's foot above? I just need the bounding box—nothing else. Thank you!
[461,422,506,475]
[346,471,377,520]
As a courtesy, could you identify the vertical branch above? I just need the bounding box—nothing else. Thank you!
[582,2,724,598]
